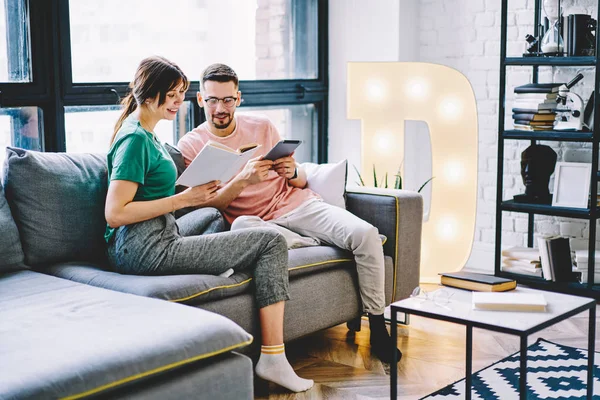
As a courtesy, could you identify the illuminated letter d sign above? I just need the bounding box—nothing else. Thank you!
[347,62,478,282]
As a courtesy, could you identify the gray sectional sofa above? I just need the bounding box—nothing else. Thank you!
[0,147,423,399]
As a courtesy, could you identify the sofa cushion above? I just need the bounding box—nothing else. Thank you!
[302,159,347,208]
[3,147,108,267]
[0,270,252,400]
[0,179,25,272]
[42,246,357,306]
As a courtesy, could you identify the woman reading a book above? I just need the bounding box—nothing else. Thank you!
[103,56,313,393]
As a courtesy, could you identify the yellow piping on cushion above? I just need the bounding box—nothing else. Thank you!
[289,258,353,272]
[169,278,253,303]
[61,338,254,400]
[169,259,353,303]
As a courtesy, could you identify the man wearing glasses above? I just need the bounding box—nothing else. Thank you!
[177,63,401,364]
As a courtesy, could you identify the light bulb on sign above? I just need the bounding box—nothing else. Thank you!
[366,79,387,103]
[437,216,459,241]
[438,96,463,121]
[444,160,464,184]
[405,78,430,101]
[372,130,395,155]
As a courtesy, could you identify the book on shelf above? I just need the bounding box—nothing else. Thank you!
[512,113,557,122]
[472,292,547,312]
[512,108,555,114]
[513,124,554,131]
[502,257,541,269]
[537,236,577,282]
[512,101,558,112]
[176,140,260,187]
[501,264,543,277]
[501,246,540,262]
[514,83,564,94]
[514,92,558,100]
[513,120,556,127]
[439,271,517,292]
[537,236,555,281]
[548,237,576,282]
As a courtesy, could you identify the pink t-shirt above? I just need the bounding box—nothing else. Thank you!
[177,114,318,224]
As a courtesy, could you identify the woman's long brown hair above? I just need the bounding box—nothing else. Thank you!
[110,56,189,145]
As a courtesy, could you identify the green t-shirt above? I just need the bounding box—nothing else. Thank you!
[104,116,177,242]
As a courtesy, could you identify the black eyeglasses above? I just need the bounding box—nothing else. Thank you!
[204,96,238,108]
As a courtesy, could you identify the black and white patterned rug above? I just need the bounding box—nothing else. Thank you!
[421,339,600,399]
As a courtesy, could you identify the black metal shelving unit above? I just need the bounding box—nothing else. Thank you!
[495,0,600,298]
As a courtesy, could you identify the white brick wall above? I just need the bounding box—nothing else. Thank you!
[419,0,600,270]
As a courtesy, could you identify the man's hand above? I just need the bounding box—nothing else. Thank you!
[239,156,274,185]
[273,155,297,179]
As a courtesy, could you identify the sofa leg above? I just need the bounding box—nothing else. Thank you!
[346,316,362,332]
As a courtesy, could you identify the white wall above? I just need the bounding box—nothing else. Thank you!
[328,0,402,185]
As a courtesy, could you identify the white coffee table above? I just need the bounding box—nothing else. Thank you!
[390,286,596,400]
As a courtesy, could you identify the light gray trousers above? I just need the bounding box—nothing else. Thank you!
[232,199,386,315]
[107,208,290,309]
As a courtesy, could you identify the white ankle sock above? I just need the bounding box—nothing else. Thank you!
[255,344,314,392]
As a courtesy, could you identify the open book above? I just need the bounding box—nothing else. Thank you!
[176,141,259,187]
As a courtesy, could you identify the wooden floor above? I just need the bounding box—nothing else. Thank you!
[255,286,600,400]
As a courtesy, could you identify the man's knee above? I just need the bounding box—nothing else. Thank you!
[231,215,264,230]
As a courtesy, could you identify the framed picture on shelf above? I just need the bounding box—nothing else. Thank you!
[552,162,592,208]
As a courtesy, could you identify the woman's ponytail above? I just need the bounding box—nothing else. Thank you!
[110,92,137,145]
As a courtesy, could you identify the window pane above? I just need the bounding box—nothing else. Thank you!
[0,107,43,172]
[64,102,192,153]
[0,0,31,82]
[239,104,316,163]
[69,0,317,82]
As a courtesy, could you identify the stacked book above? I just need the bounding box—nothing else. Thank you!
[500,246,542,277]
[574,250,600,283]
[512,83,562,131]
[537,235,578,282]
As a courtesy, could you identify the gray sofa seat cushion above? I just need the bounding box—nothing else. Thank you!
[41,246,359,306]
[0,270,252,400]
[3,148,108,267]
[0,179,25,272]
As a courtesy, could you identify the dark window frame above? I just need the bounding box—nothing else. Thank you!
[0,0,328,162]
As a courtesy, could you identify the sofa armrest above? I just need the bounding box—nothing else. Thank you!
[346,186,422,303]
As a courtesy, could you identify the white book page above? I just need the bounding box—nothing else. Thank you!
[176,145,259,187]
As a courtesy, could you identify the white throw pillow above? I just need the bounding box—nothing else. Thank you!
[301,159,348,209]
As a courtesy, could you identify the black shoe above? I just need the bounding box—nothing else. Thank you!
[368,313,402,363]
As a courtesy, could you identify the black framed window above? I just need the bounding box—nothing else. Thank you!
[0,0,328,162]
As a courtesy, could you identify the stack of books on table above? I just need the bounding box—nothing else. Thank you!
[512,83,562,131]
[574,250,600,283]
[500,246,542,277]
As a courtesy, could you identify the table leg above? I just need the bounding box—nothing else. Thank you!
[391,308,398,400]
[466,325,472,400]
[519,335,527,399]
[587,305,596,400]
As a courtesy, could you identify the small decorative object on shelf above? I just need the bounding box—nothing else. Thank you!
[555,73,586,131]
[513,144,557,205]
[541,0,566,56]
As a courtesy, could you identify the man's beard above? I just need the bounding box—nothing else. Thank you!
[211,113,233,130]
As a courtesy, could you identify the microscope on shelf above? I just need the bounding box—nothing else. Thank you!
[555,73,586,131]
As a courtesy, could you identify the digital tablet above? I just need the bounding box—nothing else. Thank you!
[263,140,302,161]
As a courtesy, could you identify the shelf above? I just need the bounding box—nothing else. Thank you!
[497,271,600,299]
[501,200,595,219]
[505,56,596,66]
[503,130,593,142]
